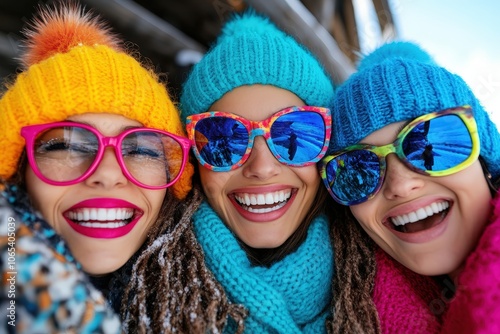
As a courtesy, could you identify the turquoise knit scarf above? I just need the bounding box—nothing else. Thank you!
[193,201,334,333]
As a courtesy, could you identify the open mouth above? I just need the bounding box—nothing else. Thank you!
[388,201,450,233]
[232,189,293,214]
[64,208,138,228]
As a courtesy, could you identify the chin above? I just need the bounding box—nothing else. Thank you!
[241,235,288,249]
[403,258,461,278]
[80,259,127,276]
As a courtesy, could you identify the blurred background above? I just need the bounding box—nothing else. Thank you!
[0,0,498,125]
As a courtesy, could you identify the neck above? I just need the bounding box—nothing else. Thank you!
[240,230,307,267]
[447,263,464,284]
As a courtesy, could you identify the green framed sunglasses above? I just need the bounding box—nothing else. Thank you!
[319,105,480,205]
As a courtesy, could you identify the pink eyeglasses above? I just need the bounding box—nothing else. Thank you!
[21,122,191,189]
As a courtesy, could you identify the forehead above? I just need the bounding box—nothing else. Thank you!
[66,113,142,135]
[360,120,406,146]
[210,85,305,121]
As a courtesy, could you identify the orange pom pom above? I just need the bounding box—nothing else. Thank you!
[21,2,121,68]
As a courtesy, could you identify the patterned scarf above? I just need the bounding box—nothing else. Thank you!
[2,184,78,266]
[2,184,124,304]
[193,201,334,333]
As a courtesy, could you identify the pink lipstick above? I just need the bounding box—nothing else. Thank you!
[63,198,143,239]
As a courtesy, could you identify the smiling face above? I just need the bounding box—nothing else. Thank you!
[26,113,166,275]
[199,85,321,248]
[349,121,492,278]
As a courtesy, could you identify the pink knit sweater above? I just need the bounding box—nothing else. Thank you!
[443,193,500,333]
[373,248,443,333]
[373,192,500,334]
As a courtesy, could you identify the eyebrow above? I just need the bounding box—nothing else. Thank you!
[211,105,300,114]
[395,119,412,135]
[358,119,413,145]
[67,120,141,132]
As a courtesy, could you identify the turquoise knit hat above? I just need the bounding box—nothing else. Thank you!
[180,11,334,121]
[330,41,500,179]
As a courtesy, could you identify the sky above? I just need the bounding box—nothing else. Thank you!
[353,0,500,128]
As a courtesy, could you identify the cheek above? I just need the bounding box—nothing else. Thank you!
[199,166,231,202]
[25,166,59,226]
[293,165,321,188]
[446,163,492,228]
[145,188,167,218]
[26,166,49,209]
[350,208,363,229]
[350,203,376,231]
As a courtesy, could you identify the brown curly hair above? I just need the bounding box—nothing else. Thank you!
[119,185,248,333]
[326,197,381,334]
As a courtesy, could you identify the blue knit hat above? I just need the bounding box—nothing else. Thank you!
[180,11,334,121]
[330,41,500,179]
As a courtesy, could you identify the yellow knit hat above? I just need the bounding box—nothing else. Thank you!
[0,3,193,199]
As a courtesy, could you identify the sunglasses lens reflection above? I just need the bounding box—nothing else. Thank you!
[194,117,249,168]
[270,111,326,164]
[329,150,381,204]
[193,110,327,169]
[403,114,473,172]
[327,113,475,205]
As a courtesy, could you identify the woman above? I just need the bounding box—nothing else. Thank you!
[0,3,242,332]
[180,11,336,333]
[320,41,500,333]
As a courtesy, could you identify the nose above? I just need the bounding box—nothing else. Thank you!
[241,137,281,180]
[381,154,425,200]
[84,148,129,189]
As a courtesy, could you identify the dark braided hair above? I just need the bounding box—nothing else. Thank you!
[326,198,381,334]
[121,185,247,333]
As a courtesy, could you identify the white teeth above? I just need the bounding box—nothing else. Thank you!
[66,208,134,223]
[391,201,449,226]
[234,190,292,210]
[83,210,90,221]
[408,212,418,223]
[250,195,257,205]
[78,221,128,228]
[416,208,427,220]
[431,202,439,212]
[97,208,107,220]
[107,210,116,221]
[257,194,265,205]
[425,206,434,216]
[265,193,274,205]
[247,201,287,213]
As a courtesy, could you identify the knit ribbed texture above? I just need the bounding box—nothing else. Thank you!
[330,41,500,179]
[0,6,193,198]
[193,201,333,333]
[374,193,500,333]
[442,193,500,333]
[373,248,443,333]
[180,11,334,121]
